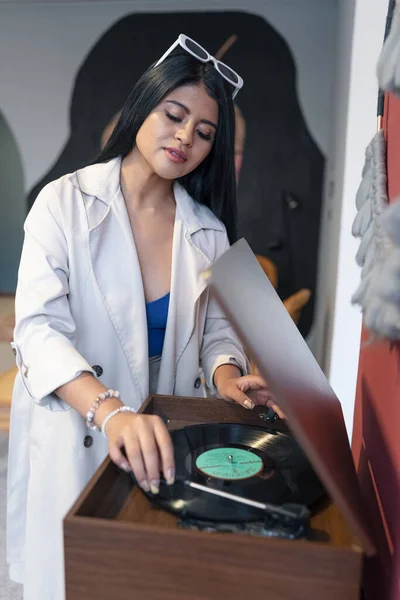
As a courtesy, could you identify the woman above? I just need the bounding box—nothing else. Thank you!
[7,35,273,600]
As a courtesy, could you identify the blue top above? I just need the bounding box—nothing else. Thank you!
[145,292,170,357]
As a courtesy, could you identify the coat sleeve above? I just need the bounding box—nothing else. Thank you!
[12,182,95,411]
[200,232,250,394]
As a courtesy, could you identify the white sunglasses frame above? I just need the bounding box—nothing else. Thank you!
[154,33,244,99]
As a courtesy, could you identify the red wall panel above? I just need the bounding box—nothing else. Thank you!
[353,94,400,600]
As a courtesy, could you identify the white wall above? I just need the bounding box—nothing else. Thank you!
[0,0,337,192]
[314,0,387,437]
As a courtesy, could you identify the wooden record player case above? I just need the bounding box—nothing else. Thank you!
[64,395,364,600]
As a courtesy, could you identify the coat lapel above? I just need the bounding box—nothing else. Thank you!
[83,160,149,403]
[157,217,209,394]
[157,184,215,394]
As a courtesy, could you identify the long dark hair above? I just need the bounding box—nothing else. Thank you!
[93,51,237,243]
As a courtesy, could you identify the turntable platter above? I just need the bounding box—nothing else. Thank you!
[134,423,325,523]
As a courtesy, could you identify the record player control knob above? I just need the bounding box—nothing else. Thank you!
[228,455,233,462]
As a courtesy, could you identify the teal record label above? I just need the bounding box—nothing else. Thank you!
[195,447,263,480]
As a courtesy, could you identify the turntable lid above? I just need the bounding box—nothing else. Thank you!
[205,238,375,555]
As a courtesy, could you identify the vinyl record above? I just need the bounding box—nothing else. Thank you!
[140,423,325,522]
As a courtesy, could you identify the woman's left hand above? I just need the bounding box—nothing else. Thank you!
[217,374,284,417]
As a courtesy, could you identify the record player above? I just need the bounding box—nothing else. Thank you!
[131,419,325,541]
[64,240,375,600]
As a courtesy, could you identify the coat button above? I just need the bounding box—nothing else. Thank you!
[194,377,201,389]
[12,347,17,356]
[83,435,93,448]
[92,365,103,377]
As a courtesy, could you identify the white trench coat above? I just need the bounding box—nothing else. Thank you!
[7,157,248,600]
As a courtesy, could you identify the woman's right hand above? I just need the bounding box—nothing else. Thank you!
[105,412,175,494]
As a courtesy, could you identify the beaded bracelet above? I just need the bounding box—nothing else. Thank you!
[101,406,136,439]
[86,389,121,432]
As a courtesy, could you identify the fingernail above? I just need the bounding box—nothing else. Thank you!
[140,480,150,492]
[166,468,175,485]
[150,480,160,494]
[244,399,254,409]
[121,462,131,472]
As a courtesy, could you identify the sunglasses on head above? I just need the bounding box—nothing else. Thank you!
[155,33,244,99]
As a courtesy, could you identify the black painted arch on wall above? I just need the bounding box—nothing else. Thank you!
[27,11,325,336]
[0,110,25,292]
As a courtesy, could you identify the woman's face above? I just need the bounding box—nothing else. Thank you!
[135,83,218,179]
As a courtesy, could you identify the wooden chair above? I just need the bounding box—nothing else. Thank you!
[0,366,16,431]
[250,255,311,374]
[255,254,278,289]
[0,312,14,344]
[283,288,312,326]
[0,307,15,431]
